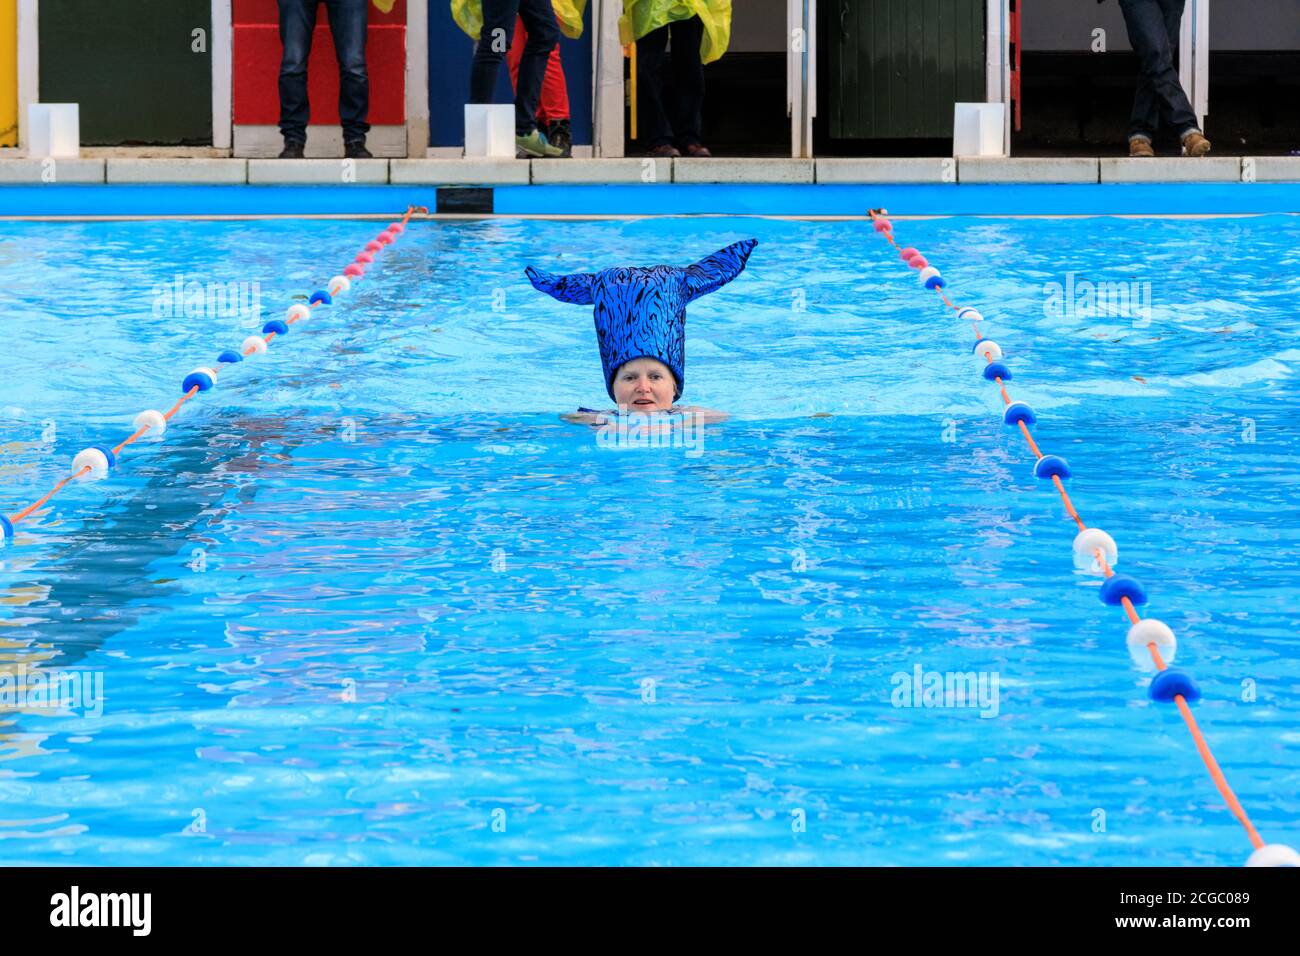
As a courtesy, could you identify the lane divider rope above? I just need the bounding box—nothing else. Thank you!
[2,205,428,542]
[867,208,1297,867]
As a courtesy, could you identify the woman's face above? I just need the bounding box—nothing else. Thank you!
[612,358,677,412]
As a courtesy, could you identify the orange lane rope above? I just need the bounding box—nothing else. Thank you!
[3,205,428,538]
[868,208,1268,854]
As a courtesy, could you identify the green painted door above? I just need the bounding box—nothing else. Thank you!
[830,0,986,139]
[39,0,212,145]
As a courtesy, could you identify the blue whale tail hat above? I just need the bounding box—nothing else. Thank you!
[526,238,757,401]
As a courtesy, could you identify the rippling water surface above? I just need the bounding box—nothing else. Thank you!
[1,212,1298,865]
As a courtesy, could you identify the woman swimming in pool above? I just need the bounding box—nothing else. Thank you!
[525,238,757,425]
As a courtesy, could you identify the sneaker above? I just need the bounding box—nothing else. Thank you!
[516,129,564,159]
[1128,137,1154,158]
[279,141,305,159]
[1181,130,1211,157]
[681,143,713,158]
[344,141,373,159]
[544,119,572,157]
[647,144,681,158]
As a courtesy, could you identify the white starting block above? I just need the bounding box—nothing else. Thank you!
[463,104,516,158]
[953,103,1005,158]
[27,103,81,158]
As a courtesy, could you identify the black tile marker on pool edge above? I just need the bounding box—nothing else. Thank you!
[437,187,494,215]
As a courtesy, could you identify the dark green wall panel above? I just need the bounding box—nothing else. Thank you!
[831,0,986,139]
[39,0,212,145]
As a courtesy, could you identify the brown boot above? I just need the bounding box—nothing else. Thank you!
[1181,130,1212,157]
[1128,136,1155,158]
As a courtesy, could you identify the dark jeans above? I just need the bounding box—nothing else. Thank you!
[1118,0,1199,140]
[278,0,370,145]
[470,0,561,136]
[638,17,705,149]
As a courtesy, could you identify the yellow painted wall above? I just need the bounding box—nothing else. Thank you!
[0,0,16,146]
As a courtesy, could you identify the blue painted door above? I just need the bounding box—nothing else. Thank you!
[428,2,592,148]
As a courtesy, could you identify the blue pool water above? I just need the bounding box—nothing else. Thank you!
[1,210,1298,865]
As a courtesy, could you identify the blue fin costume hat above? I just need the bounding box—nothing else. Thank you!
[525,238,758,401]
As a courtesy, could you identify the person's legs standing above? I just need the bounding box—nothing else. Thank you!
[637,24,675,151]
[537,42,570,127]
[277,0,318,148]
[323,0,370,150]
[506,15,568,126]
[471,0,520,105]
[1157,0,1200,139]
[538,43,572,153]
[514,0,560,136]
[533,15,571,154]
[506,16,527,93]
[472,0,558,155]
[1118,0,1167,144]
[669,16,706,152]
[1118,0,1200,147]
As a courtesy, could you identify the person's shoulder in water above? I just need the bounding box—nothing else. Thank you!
[561,406,728,426]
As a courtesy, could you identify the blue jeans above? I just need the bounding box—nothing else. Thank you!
[278,0,370,145]
[1118,0,1199,141]
[469,0,561,136]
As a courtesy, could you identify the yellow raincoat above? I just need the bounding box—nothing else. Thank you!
[619,1,732,64]
[451,1,589,41]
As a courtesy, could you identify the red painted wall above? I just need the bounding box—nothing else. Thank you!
[233,0,406,125]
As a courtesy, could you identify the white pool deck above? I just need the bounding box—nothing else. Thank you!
[1,152,1299,186]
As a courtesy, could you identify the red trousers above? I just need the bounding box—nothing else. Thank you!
[506,15,570,123]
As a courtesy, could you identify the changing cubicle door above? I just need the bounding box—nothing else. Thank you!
[233,0,407,157]
[1,0,15,147]
[38,0,213,145]
[828,0,985,140]
[427,1,592,154]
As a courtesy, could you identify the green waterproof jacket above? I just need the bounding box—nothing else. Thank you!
[619,0,732,64]
[451,0,589,40]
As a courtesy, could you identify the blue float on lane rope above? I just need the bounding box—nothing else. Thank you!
[1150,669,1201,703]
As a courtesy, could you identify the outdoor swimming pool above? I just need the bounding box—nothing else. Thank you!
[1,201,1298,865]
